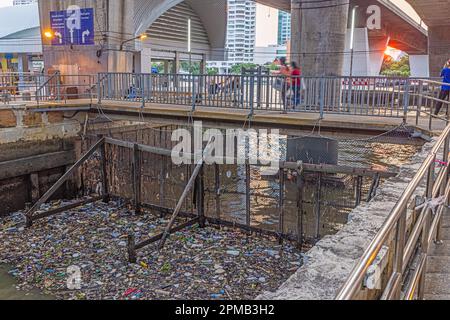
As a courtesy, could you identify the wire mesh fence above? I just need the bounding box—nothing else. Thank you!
[78,123,421,247]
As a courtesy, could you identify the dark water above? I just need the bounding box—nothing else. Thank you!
[0,265,53,300]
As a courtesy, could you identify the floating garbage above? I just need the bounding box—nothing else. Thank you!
[0,199,304,300]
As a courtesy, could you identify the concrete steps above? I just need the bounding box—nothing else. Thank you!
[424,209,450,300]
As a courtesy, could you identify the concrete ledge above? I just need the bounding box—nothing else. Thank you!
[257,139,434,300]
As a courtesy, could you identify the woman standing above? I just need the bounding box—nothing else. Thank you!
[434,60,450,115]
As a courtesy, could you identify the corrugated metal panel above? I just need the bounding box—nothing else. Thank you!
[146,2,210,45]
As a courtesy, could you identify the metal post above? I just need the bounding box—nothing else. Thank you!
[141,74,145,109]
[191,75,196,112]
[416,81,424,126]
[99,135,109,203]
[403,79,411,124]
[249,74,255,116]
[215,163,221,219]
[56,72,61,101]
[256,66,262,109]
[127,234,137,263]
[132,143,141,214]
[279,169,285,244]
[196,166,206,228]
[320,78,325,119]
[246,163,251,231]
[315,172,322,242]
[297,170,305,247]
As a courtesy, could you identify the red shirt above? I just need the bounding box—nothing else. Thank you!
[291,68,301,87]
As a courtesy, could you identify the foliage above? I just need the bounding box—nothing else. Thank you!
[207,67,219,75]
[381,55,411,77]
[230,63,258,75]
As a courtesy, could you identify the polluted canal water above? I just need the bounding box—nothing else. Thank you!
[0,265,53,300]
[0,123,424,300]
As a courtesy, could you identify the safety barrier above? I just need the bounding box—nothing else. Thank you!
[336,122,450,300]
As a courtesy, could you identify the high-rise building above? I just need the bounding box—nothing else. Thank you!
[226,0,256,65]
[13,0,37,5]
[277,10,291,46]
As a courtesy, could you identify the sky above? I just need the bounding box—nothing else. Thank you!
[0,0,13,7]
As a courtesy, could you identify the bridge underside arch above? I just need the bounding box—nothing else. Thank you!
[133,0,227,62]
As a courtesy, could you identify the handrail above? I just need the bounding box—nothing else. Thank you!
[336,122,450,300]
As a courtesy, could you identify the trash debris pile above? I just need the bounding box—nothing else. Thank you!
[0,199,304,300]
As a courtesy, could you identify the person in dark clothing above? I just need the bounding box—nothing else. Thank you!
[290,61,302,108]
[278,57,290,110]
[434,60,450,115]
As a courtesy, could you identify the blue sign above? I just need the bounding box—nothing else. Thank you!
[50,7,94,46]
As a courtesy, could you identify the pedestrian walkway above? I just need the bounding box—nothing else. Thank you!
[425,208,450,300]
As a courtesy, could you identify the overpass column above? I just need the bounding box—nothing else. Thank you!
[290,0,302,64]
[299,0,349,76]
[410,55,430,77]
[428,26,450,77]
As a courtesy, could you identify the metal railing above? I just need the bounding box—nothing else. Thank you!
[3,71,449,127]
[412,78,450,130]
[98,73,450,121]
[336,122,450,300]
[1,72,97,105]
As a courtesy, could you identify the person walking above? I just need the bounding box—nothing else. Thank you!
[290,61,302,108]
[434,60,450,115]
[278,57,291,111]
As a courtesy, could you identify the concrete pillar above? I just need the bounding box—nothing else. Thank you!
[135,48,152,74]
[299,0,349,76]
[290,0,302,65]
[410,55,430,78]
[343,28,370,76]
[428,26,450,77]
[39,0,135,74]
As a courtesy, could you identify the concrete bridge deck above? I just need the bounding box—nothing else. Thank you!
[425,208,450,300]
[20,99,447,136]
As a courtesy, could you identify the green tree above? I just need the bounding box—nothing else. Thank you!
[207,67,219,75]
[230,63,258,74]
[180,61,201,75]
[381,55,411,77]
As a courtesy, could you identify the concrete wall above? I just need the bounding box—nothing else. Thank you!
[0,105,82,216]
[0,105,80,144]
[258,139,432,300]
[38,0,112,74]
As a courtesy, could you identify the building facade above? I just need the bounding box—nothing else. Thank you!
[277,10,291,46]
[226,0,256,64]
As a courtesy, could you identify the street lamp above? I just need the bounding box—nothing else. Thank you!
[44,30,54,39]
[349,5,359,77]
[120,34,148,51]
